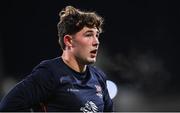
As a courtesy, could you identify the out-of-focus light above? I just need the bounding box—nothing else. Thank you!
[106,80,118,99]
[2,77,17,95]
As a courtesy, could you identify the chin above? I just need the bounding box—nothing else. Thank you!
[87,58,96,64]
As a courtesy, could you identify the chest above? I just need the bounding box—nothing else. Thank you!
[52,74,104,112]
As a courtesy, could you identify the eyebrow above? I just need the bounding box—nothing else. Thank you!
[85,30,100,34]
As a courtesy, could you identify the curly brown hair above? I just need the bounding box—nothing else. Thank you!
[57,6,104,50]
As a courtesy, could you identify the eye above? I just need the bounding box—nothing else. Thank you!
[96,34,100,38]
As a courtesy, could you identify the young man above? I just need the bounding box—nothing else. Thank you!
[0,6,113,112]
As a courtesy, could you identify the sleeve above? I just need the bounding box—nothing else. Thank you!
[0,66,58,111]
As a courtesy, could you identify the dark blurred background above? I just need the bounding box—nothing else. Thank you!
[0,0,180,111]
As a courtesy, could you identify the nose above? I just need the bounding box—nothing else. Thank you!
[92,37,100,47]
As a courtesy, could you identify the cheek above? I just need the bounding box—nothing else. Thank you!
[75,42,90,55]
[76,40,91,48]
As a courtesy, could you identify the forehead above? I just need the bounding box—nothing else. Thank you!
[78,27,99,34]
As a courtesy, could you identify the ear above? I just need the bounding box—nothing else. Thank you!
[63,35,73,48]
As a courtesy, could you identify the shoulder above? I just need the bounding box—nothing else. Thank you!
[89,65,106,77]
[26,57,61,87]
[36,57,60,67]
[29,57,62,80]
[32,57,61,71]
[31,57,69,78]
[88,65,107,83]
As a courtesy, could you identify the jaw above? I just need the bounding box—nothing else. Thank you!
[86,56,97,64]
[73,49,98,65]
[76,56,96,65]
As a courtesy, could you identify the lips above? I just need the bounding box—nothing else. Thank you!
[90,49,98,54]
[90,49,98,58]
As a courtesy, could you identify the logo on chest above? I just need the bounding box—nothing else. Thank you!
[67,88,80,92]
[95,85,103,98]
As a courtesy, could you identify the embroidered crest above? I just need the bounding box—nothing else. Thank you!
[95,85,103,98]
[95,85,102,92]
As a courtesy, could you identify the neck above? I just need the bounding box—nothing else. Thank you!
[61,51,87,73]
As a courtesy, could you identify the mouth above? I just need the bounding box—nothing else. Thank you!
[90,49,98,54]
[90,49,98,57]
